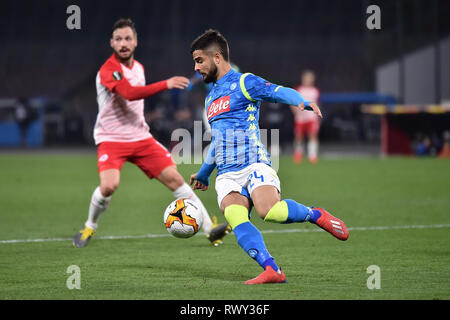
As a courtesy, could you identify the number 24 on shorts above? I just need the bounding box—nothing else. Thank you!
[248,171,264,189]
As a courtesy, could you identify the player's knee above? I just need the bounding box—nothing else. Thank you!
[100,182,119,197]
[158,166,185,191]
[220,192,250,213]
[256,208,270,220]
[254,202,275,220]
[251,187,280,219]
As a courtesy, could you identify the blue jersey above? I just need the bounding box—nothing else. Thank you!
[196,68,310,185]
[205,69,288,175]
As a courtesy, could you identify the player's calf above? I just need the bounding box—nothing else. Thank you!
[263,200,349,241]
[224,204,284,281]
[263,199,311,223]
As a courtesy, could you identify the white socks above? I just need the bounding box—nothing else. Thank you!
[173,183,213,234]
[308,140,318,160]
[294,141,304,154]
[85,187,111,230]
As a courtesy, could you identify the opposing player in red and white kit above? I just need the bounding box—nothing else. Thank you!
[73,18,230,247]
[290,70,321,164]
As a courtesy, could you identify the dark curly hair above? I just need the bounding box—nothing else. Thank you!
[190,29,229,61]
[112,18,137,37]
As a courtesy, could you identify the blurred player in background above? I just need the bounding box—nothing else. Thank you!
[189,30,348,284]
[73,18,230,248]
[14,98,37,147]
[438,131,450,158]
[290,70,320,164]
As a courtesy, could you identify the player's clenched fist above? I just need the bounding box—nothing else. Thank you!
[167,76,190,90]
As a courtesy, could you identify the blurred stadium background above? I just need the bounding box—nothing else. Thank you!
[1,0,449,156]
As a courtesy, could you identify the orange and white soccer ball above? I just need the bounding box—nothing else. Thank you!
[163,198,203,238]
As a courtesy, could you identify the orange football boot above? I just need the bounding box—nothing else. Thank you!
[245,266,287,285]
[309,156,318,164]
[293,150,303,164]
[313,207,349,241]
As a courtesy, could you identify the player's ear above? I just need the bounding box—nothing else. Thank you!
[110,37,114,49]
[213,51,221,65]
[134,33,138,47]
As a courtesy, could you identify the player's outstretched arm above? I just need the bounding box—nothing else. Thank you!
[114,76,190,101]
[114,78,167,101]
[167,76,190,90]
[241,73,322,118]
[269,85,322,118]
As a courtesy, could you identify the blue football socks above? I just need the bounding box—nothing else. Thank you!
[233,221,280,272]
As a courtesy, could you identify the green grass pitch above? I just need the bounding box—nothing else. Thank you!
[0,153,449,300]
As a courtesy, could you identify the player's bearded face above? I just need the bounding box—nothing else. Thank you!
[193,50,218,83]
[203,61,218,83]
[110,27,137,63]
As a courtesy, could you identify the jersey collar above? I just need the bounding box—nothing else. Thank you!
[111,53,135,70]
[215,68,235,86]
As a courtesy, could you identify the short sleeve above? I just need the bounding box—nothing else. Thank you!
[99,61,124,92]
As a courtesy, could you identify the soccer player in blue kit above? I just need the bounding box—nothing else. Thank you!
[189,30,349,284]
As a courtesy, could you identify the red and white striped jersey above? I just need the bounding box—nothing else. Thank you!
[94,54,151,145]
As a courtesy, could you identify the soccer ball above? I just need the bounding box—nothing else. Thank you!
[163,198,203,238]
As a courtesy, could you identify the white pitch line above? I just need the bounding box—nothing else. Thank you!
[1,224,449,245]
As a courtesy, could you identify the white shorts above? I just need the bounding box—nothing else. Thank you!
[215,163,281,208]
